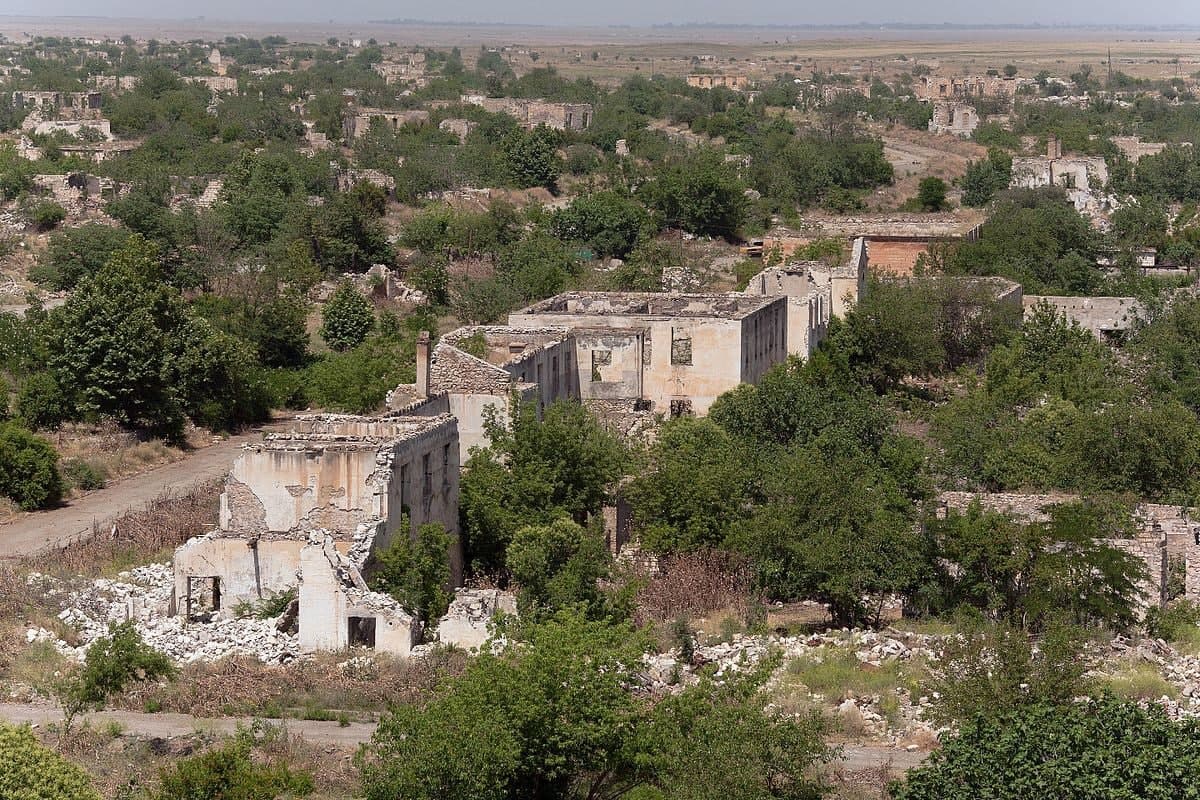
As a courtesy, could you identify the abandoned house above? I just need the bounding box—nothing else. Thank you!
[1023,294,1143,343]
[762,222,980,278]
[1011,135,1108,193]
[172,413,463,655]
[342,108,431,140]
[507,292,789,417]
[686,74,750,91]
[928,102,979,137]
[459,95,593,131]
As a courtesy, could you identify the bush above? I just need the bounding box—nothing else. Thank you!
[0,722,100,800]
[62,458,106,492]
[0,422,62,510]
[1145,600,1200,646]
[16,373,69,430]
[892,697,1200,800]
[57,621,175,731]
[319,281,374,351]
[151,725,314,800]
[27,200,66,231]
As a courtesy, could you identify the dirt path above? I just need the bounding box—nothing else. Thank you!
[0,424,284,560]
[0,701,933,768]
[0,702,376,748]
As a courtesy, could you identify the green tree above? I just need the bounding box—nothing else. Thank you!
[915,176,948,211]
[639,149,748,237]
[501,125,562,190]
[0,722,100,800]
[625,418,751,553]
[551,191,650,258]
[460,400,627,577]
[371,522,454,626]
[893,697,1200,800]
[319,281,374,351]
[507,518,622,621]
[48,239,191,438]
[0,422,62,510]
[32,224,133,291]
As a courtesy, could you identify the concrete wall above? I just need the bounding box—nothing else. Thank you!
[575,329,644,402]
[739,299,789,386]
[173,536,332,615]
[220,446,383,535]
[298,541,420,655]
[1024,295,1142,340]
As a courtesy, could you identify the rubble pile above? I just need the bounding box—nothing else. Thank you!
[28,565,300,665]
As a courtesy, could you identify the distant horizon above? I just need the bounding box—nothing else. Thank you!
[4,14,1200,31]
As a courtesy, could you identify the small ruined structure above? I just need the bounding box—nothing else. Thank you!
[940,492,1200,611]
[439,117,477,142]
[686,74,750,91]
[186,75,239,94]
[764,219,981,278]
[21,109,114,141]
[1012,135,1108,193]
[342,108,431,140]
[459,95,593,131]
[1023,295,1143,342]
[928,102,979,137]
[173,414,463,655]
[1110,136,1181,164]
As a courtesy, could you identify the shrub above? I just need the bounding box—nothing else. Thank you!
[892,697,1200,800]
[0,722,100,800]
[151,724,314,800]
[62,458,106,492]
[16,373,69,430]
[57,621,175,731]
[27,200,66,231]
[318,281,374,351]
[0,422,62,510]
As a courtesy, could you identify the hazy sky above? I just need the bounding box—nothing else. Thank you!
[4,0,1200,27]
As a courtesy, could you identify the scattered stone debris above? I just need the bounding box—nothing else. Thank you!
[29,565,301,665]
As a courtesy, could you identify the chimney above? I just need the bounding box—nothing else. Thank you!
[1047,134,1061,160]
[416,331,431,397]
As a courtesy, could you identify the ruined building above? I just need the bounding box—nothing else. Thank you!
[928,102,979,137]
[915,75,1020,102]
[173,414,462,655]
[342,108,431,140]
[1011,135,1108,194]
[940,492,1200,612]
[686,74,750,91]
[459,95,593,131]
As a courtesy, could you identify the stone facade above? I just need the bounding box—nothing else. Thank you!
[343,108,430,140]
[928,102,979,137]
[915,75,1020,102]
[939,492,1200,612]
[686,74,750,91]
[1012,136,1108,193]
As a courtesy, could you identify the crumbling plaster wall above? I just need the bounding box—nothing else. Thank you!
[1024,295,1143,340]
[298,536,420,655]
[574,329,644,402]
[219,445,384,535]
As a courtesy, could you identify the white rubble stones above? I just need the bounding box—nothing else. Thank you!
[34,564,300,665]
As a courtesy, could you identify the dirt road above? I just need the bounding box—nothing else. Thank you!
[0,702,376,748]
[0,701,933,769]
[0,426,277,560]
